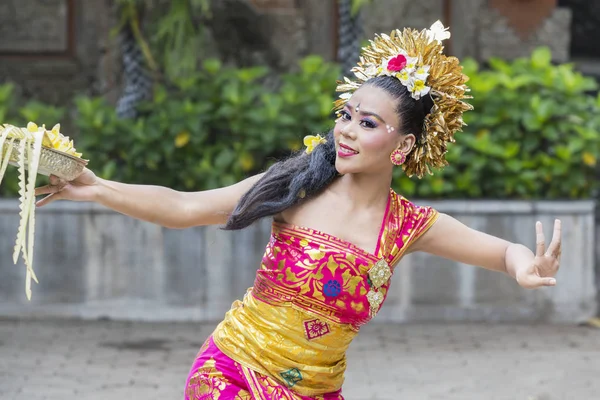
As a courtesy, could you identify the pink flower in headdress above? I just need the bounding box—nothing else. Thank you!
[387,55,407,72]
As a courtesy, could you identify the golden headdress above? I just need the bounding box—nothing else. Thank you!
[334,21,473,177]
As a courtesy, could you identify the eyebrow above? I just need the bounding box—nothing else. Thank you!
[345,103,387,124]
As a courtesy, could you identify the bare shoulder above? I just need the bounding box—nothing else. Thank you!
[276,188,333,224]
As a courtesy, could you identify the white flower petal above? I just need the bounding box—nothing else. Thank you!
[411,85,431,100]
[364,64,379,77]
[414,65,431,80]
[404,56,419,73]
[397,70,412,85]
[426,20,451,43]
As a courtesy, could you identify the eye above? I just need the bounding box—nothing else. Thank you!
[338,110,351,121]
[360,119,377,129]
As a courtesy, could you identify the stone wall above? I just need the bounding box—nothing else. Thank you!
[0,0,120,106]
[0,0,337,107]
[0,200,595,323]
[0,0,576,108]
[362,0,572,63]
[362,0,445,40]
[451,0,572,63]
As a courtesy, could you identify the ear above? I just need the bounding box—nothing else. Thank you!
[396,133,417,154]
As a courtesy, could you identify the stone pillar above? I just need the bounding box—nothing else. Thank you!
[300,0,337,62]
[451,0,572,63]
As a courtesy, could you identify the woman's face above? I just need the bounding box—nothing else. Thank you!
[333,85,414,175]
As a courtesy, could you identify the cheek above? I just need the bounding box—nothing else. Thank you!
[333,121,343,140]
[360,131,394,154]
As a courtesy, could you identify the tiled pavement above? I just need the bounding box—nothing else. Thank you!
[0,319,599,400]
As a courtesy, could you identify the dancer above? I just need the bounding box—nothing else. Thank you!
[35,22,561,399]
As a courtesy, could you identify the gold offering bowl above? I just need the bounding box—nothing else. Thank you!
[5,140,88,181]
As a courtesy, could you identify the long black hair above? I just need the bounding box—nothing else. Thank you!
[223,75,434,230]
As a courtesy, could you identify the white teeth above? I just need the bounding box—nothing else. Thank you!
[340,146,358,154]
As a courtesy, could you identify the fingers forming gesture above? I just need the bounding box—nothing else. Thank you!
[517,219,562,289]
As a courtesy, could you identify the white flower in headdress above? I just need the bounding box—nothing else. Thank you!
[426,20,451,43]
[403,56,419,73]
[396,69,412,85]
[339,92,352,100]
[414,65,431,81]
[364,63,380,78]
[407,77,431,100]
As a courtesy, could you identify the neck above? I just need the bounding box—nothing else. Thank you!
[329,170,393,209]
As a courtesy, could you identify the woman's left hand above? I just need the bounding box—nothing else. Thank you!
[516,220,562,289]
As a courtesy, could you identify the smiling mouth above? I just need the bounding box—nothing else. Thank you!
[339,144,358,154]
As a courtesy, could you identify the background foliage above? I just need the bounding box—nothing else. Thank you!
[75,56,338,190]
[115,0,211,82]
[1,48,599,199]
[393,47,600,199]
[0,55,339,195]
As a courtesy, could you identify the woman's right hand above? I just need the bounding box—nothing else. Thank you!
[35,168,100,207]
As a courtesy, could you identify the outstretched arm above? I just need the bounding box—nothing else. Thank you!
[408,213,561,289]
[35,168,264,229]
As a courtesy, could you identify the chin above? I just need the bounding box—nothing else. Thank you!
[335,158,361,175]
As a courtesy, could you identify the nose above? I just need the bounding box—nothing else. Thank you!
[340,124,357,140]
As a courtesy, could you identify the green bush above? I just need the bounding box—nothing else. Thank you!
[76,55,339,190]
[394,47,600,199]
[2,48,600,200]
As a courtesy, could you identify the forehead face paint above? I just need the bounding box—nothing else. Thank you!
[355,103,360,113]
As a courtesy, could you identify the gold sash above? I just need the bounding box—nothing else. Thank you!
[213,290,357,396]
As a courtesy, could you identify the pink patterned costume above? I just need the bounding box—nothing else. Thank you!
[185,190,438,399]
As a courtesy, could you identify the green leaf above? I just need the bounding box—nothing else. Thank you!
[349,0,372,16]
[531,47,552,69]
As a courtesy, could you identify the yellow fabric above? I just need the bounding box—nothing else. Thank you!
[214,291,354,395]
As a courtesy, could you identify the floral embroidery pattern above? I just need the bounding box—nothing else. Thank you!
[280,368,303,387]
[303,319,331,340]
[323,279,342,298]
[186,358,228,400]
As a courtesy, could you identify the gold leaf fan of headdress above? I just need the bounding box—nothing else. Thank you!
[334,21,473,178]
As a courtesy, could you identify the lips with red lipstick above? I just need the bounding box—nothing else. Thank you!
[338,143,359,158]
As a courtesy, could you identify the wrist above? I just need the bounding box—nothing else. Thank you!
[504,243,534,280]
[92,177,111,204]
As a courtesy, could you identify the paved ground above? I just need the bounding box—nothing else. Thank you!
[0,319,599,400]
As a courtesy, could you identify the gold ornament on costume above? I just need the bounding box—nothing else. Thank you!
[366,258,392,317]
[334,21,473,178]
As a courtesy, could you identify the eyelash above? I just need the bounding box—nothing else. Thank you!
[338,110,378,129]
